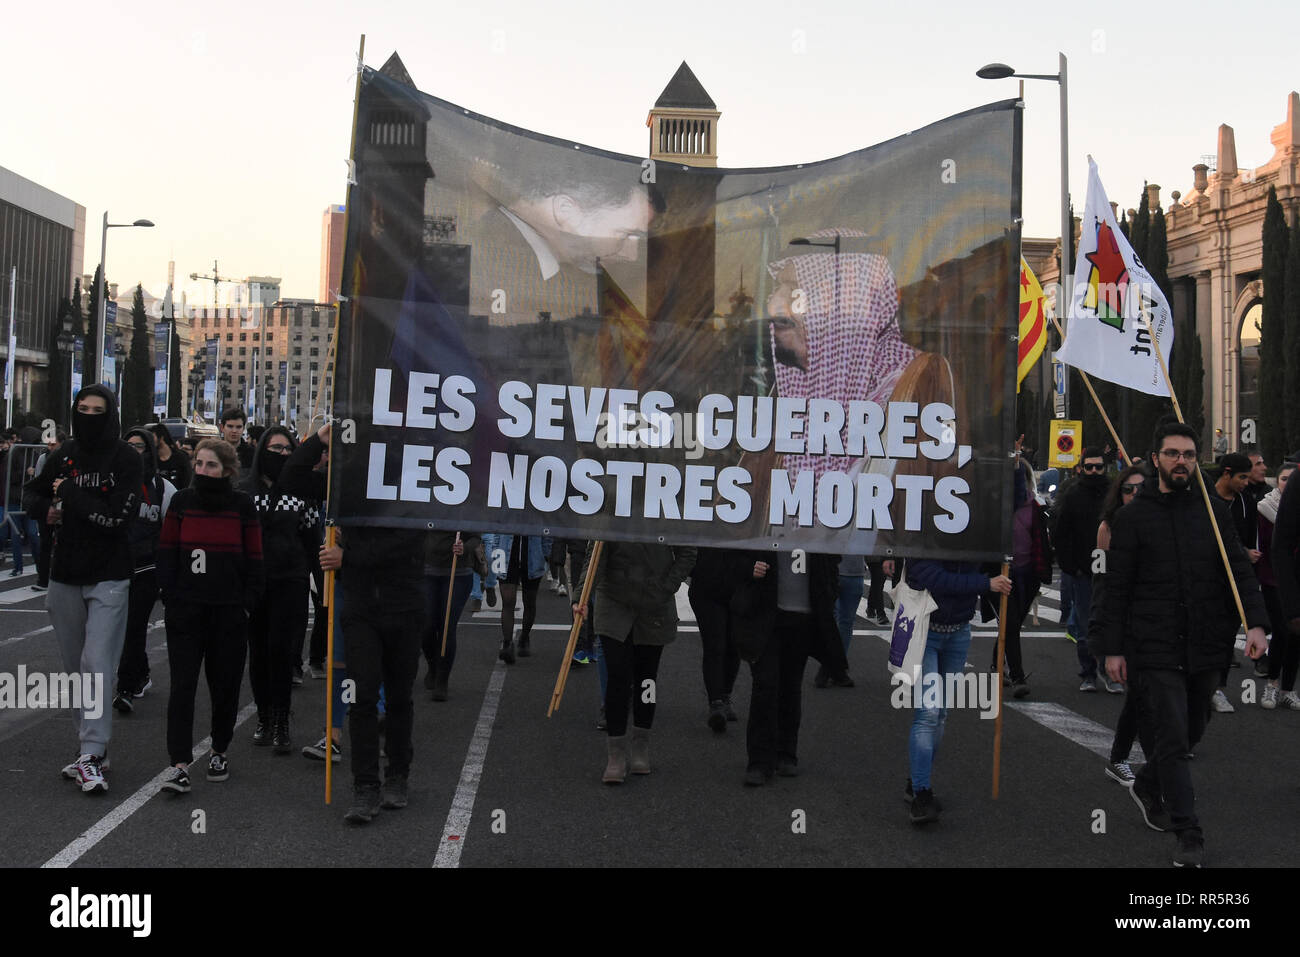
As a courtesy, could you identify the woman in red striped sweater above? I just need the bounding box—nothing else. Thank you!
[156,439,264,793]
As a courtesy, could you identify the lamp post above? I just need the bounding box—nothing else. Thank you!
[977,54,1070,416]
[57,313,75,408]
[96,214,154,384]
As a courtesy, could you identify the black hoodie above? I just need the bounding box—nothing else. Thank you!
[239,426,310,582]
[27,384,143,584]
[124,428,176,571]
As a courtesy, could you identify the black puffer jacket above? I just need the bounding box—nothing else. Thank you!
[1050,475,1108,578]
[1098,475,1268,672]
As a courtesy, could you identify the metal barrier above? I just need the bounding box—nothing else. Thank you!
[3,442,52,542]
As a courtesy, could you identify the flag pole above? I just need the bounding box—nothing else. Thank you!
[440,533,460,657]
[991,560,1011,799]
[1139,314,1249,630]
[1047,312,1130,466]
[548,541,602,716]
[322,31,366,805]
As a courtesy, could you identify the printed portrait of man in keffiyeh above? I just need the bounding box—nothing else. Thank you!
[767,251,918,482]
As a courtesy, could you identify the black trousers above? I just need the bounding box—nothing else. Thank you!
[1109,673,1140,764]
[688,591,740,703]
[1134,667,1219,836]
[248,577,309,714]
[165,602,248,765]
[746,610,810,773]
[422,573,473,675]
[866,561,886,615]
[36,519,52,587]
[344,603,424,787]
[601,633,664,737]
[116,569,158,693]
[307,566,327,667]
[988,565,1037,682]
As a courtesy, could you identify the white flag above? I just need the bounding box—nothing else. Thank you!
[1058,157,1174,396]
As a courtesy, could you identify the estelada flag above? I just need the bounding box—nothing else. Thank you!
[1057,157,1174,396]
[1017,256,1047,393]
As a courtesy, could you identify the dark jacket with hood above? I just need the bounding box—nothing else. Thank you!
[150,425,192,491]
[124,428,176,573]
[27,384,142,584]
[1097,473,1269,672]
[1051,473,1109,578]
[240,427,310,583]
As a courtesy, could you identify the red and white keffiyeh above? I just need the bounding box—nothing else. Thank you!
[768,252,917,480]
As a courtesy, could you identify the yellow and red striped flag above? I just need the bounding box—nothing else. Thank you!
[1017,256,1048,392]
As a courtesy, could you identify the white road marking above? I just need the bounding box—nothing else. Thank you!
[1006,700,1145,762]
[433,662,507,868]
[42,701,258,868]
[674,583,693,622]
[0,619,163,649]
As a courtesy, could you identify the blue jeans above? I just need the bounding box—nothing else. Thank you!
[1,510,39,570]
[835,574,862,653]
[908,623,973,791]
[1063,574,1097,679]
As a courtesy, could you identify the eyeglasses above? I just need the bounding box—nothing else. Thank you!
[266,443,292,454]
[126,441,147,451]
[1121,483,1143,496]
[1080,463,1105,473]
[1157,449,1198,462]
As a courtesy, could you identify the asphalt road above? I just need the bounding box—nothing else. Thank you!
[2,563,1296,872]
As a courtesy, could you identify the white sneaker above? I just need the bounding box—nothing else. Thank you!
[70,755,108,793]
[1211,689,1236,714]
[62,754,111,779]
[556,584,567,598]
[1282,691,1300,711]
[1261,685,1279,710]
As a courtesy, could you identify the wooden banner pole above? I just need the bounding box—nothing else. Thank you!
[322,31,365,806]
[548,541,603,717]
[992,560,1011,800]
[440,533,460,657]
[1140,315,1249,630]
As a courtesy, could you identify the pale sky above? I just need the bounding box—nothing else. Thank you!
[4,0,1294,306]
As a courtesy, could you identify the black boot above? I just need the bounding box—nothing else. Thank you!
[252,711,271,747]
[517,633,531,657]
[432,668,449,702]
[499,637,516,665]
[272,709,292,754]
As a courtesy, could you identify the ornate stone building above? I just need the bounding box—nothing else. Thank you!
[1026,92,1300,453]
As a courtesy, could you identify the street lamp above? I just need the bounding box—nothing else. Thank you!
[978,54,1070,414]
[114,340,127,405]
[56,312,75,408]
[96,214,154,385]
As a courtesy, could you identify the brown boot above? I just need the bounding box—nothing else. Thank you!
[629,726,651,775]
[602,736,628,784]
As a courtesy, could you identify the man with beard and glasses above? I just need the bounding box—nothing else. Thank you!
[1098,422,1268,867]
[28,385,142,794]
[1051,448,1120,693]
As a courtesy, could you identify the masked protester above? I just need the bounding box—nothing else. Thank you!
[27,385,142,794]
[156,439,264,793]
[1051,448,1118,693]
[241,426,311,753]
[112,428,177,715]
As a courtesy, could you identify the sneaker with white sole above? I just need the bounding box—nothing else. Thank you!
[1211,689,1235,713]
[207,753,229,782]
[131,678,153,699]
[302,735,341,763]
[72,755,109,794]
[1101,675,1125,694]
[1104,761,1136,786]
[62,754,110,780]
[160,766,191,793]
[1282,690,1300,710]
[1261,685,1279,709]
[1079,677,1098,692]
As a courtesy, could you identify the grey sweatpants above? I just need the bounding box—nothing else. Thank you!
[47,578,131,758]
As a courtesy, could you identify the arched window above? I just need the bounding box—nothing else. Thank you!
[1238,301,1261,428]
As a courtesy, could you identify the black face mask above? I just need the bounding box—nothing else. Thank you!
[1081,471,1108,487]
[262,453,287,482]
[193,473,232,506]
[73,410,113,449]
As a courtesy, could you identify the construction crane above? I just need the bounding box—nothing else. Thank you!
[189,260,243,307]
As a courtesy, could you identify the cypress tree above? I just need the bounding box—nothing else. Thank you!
[1284,215,1300,452]
[1260,187,1289,462]
[84,265,105,388]
[168,319,182,417]
[124,284,154,427]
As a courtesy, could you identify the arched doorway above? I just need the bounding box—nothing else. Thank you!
[1238,301,1262,430]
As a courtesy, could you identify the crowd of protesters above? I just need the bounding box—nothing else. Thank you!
[23,387,1300,866]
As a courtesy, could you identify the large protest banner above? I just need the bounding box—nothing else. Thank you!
[330,67,1022,560]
